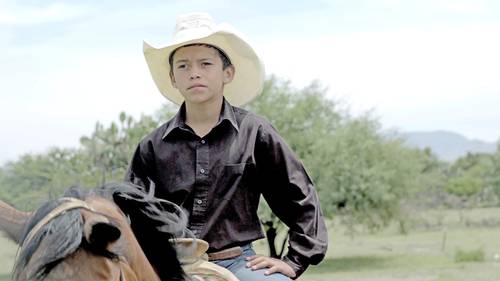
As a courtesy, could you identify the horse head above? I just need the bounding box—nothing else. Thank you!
[0,199,31,243]
[10,192,163,281]
[0,182,188,281]
[0,182,239,281]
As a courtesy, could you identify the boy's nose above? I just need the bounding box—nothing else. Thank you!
[189,72,201,79]
[189,66,201,79]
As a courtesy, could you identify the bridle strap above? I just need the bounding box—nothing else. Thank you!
[21,197,95,250]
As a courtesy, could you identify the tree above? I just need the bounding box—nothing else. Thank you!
[307,118,428,234]
[492,144,500,199]
[0,148,84,210]
[0,109,176,210]
[79,112,161,186]
[247,77,426,256]
[246,77,340,257]
[0,76,431,255]
[445,152,495,208]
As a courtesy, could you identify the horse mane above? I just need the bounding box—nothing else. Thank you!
[13,198,86,281]
[99,181,193,239]
[12,182,192,281]
[101,181,193,281]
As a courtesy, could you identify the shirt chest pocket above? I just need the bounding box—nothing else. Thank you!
[212,162,256,201]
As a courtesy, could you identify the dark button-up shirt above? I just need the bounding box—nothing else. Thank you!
[125,99,328,276]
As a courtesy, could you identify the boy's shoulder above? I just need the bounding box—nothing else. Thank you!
[232,105,272,129]
[138,105,276,145]
[138,118,174,145]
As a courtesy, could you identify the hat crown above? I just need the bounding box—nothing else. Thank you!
[173,13,215,43]
[144,12,265,106]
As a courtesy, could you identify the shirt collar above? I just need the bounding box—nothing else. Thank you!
[162,98,239,140]
[218,98,239,132]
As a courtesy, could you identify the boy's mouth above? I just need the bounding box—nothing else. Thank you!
[188,84,207,90]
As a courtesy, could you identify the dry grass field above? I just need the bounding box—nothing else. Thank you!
[1,207,500,281]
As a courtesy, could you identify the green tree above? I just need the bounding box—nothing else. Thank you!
[0,77,431,256]
[492,144,500,199]
[412,148,449,206]
[0,148,84,210]
[247,77,340,257]
[307,118,426,234]
[0,109,175,210]
[247,77,425,256]
[445,152,494,208]
[79,113,156,185]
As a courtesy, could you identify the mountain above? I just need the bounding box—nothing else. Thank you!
[400,131,497,162]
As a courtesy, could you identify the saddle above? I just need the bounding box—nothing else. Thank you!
[170,238,240,281]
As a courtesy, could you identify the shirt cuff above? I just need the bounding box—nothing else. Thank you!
[282,255,309,279]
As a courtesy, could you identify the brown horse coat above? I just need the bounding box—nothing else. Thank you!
[0,183,240,281]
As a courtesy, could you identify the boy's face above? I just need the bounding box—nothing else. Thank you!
[170,45,234,106]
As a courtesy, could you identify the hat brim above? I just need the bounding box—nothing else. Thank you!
[143,31,265,106]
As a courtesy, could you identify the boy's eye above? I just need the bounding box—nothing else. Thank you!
[202,62,212,66]
[177,64,186,69]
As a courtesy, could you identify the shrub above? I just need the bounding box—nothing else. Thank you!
[454,248,485,263]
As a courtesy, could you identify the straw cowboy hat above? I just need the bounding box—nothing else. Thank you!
[143,12,265,106]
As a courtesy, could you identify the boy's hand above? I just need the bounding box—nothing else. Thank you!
[245,255,296,278]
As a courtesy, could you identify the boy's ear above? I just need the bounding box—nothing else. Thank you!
[170,72,177,88]
[223,65,235,84]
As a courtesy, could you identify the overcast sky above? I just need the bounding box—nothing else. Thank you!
[1,0,499,164]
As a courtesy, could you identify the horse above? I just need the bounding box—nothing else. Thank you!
[0,182,239,281]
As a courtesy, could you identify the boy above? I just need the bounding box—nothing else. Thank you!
[125,12,327,280]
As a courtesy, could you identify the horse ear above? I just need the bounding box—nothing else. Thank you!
[89,222,121,246]
[83,214,121,248]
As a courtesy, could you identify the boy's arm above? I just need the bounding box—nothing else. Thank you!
[255,122,328,278]
[122,140,188,280]
[124,140,154,189]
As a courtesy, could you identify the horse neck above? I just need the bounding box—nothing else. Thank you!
[84,196,161,281]
[0,200,30,243]
[120,224,161,281]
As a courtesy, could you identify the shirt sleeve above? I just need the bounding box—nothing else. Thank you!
[255,121,328,278]
[122,140,186,280]
[124,139,154,190]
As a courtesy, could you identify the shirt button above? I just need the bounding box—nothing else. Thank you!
[196,199,203,205]
[200,168,205,174]
[200,139,206,144]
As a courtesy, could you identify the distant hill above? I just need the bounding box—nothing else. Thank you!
[400,131,497,162]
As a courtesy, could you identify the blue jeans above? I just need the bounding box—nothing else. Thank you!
[212,245,292,281]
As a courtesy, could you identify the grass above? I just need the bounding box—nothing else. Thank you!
[2,207,500,281]
[296,207,500,281]
[0,236,15,281]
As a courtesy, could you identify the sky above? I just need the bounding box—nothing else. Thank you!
[1,0,499,164]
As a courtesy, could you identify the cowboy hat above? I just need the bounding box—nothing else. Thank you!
[143,12,265,106]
